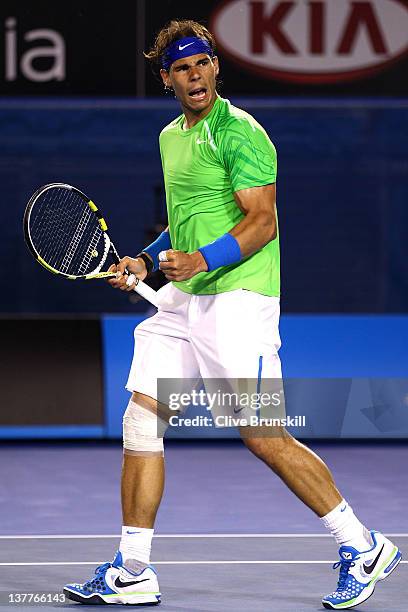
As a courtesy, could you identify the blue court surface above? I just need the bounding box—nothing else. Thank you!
[0,440,406,611]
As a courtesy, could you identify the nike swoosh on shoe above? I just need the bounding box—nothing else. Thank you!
[114,577,150,588]
[363,544,384,574]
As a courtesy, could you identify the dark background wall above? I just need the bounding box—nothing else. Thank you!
[0,318,103,425]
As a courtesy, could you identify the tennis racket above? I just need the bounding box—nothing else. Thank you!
[23,182,159,307]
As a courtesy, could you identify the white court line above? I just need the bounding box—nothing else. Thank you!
[0,533,407,539]
[0,560,407,567]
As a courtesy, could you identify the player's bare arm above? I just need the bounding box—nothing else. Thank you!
[230,183,277,256]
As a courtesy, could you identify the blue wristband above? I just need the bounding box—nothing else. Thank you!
[198,233,242,272]
[143,231,172,271]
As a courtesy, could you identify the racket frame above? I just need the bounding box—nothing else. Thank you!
[23,182,160,307]
[24,183,121,281]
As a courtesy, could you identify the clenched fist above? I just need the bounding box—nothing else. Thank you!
[159,250,207,281]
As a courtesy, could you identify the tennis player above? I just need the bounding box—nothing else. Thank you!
[64,20,401,609]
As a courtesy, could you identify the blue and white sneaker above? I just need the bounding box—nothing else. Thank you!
[322,530,401,609]
[63,551,161,605]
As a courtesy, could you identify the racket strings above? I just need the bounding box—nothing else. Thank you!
[32,188,81,270]
[30,187,104,276]
[60,205,93,273]
[32,188,73,264]
[32,188,79,265]
[78,225,104,274]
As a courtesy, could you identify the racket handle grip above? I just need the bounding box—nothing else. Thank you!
[133,278,159,308]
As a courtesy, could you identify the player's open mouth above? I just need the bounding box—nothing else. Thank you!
[188,87,207,101]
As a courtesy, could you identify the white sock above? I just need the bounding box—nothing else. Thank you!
[119,526,154,565]
[321,499,372,551]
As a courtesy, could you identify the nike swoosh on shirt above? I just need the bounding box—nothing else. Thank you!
[363,544,384,574]
[114,577,150,588]
[179,42,195,50]
[196,138,208,145]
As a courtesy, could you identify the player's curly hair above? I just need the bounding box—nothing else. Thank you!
[144,19,216,69]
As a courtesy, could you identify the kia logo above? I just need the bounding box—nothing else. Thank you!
[210,0,408,83]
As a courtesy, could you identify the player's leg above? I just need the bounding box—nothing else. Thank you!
[64,284,200,606]
[243,429,342,516]
[121,392,164,529]
[246,426,401,608]
[191,289,401,609]
[63,389,165,606]
[236,314,401,609]
[119,390,168,570]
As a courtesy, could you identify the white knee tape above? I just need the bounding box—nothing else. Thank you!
[123,400,165,456]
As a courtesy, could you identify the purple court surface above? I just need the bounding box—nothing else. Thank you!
[0,441,406,611]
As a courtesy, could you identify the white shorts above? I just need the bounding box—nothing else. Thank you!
[126,283,282,402]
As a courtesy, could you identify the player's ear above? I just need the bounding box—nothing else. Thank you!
[213,56,219,78]
[160,69,171,88]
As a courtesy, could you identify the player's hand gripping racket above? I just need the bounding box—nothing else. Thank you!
[23,183,159,307]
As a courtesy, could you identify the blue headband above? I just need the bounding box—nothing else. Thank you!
[162,36,213,71]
